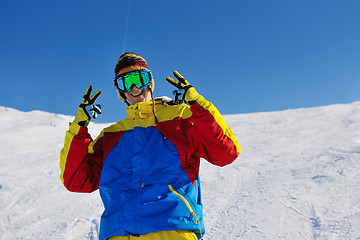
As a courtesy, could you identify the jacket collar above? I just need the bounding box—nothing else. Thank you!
[125,101,155,120]
[124,97,177,121]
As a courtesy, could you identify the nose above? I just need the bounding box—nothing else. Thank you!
[129,85,142,93]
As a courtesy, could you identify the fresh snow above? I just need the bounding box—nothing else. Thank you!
[0,102,359,240]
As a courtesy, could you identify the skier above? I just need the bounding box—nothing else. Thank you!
[60,52,241,240]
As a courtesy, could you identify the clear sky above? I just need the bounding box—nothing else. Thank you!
[1,0,360,123]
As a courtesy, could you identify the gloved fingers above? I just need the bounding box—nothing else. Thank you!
[76,86,102,126]
[166,76,182,89]
[89,90,102,104]
[82,85,92,103]
[92,104,102,115]
[85,104,102,119]
[173,89,185,104]
[173,71,189,85]
[91,105,101,119]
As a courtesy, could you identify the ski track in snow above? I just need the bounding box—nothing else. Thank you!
[0,103,360,240]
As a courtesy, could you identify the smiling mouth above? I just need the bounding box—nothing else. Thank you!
[131,91,143,97]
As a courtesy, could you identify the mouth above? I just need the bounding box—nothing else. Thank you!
[130,91,143,97]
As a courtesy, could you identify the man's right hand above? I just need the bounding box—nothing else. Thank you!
[74,85,102,127]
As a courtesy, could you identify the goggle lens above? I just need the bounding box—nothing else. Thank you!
[115,70,153,93]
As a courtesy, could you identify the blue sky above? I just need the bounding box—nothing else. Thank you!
[1,0,360,123]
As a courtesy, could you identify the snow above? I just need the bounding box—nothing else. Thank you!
[1,102,360,239]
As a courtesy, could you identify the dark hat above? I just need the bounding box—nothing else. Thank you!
[115,52,150,76]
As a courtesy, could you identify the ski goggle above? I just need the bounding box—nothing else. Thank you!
[114,70,153,93]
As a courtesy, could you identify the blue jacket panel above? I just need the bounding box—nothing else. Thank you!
[98,126,204,239]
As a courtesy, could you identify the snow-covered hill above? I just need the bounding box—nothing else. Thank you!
[0,103,359,240]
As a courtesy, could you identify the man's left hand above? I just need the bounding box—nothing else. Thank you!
[166,71,200,105]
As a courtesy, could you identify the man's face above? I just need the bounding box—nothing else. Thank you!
[124,86,152,105]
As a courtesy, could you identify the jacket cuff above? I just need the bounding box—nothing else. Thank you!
[69,121,88,136]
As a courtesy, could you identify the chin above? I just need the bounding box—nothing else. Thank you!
[127,90,151,105]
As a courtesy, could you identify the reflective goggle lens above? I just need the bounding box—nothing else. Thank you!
[115,70,152,93]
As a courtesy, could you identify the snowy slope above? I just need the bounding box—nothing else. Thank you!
[0,103,359,240]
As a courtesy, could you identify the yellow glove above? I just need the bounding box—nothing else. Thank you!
[74,85,102,127]
[166,71,200,105]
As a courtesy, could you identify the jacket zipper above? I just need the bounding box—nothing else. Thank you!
[168,185,203,240]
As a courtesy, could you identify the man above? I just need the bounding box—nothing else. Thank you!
[60,52,241,240]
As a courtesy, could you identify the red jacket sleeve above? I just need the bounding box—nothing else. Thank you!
[190,95,241,167]
[60,122,104,193]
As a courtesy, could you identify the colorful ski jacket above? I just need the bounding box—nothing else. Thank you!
[60,95,241,240]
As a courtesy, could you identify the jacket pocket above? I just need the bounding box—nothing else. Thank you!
[168,185,203,240]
